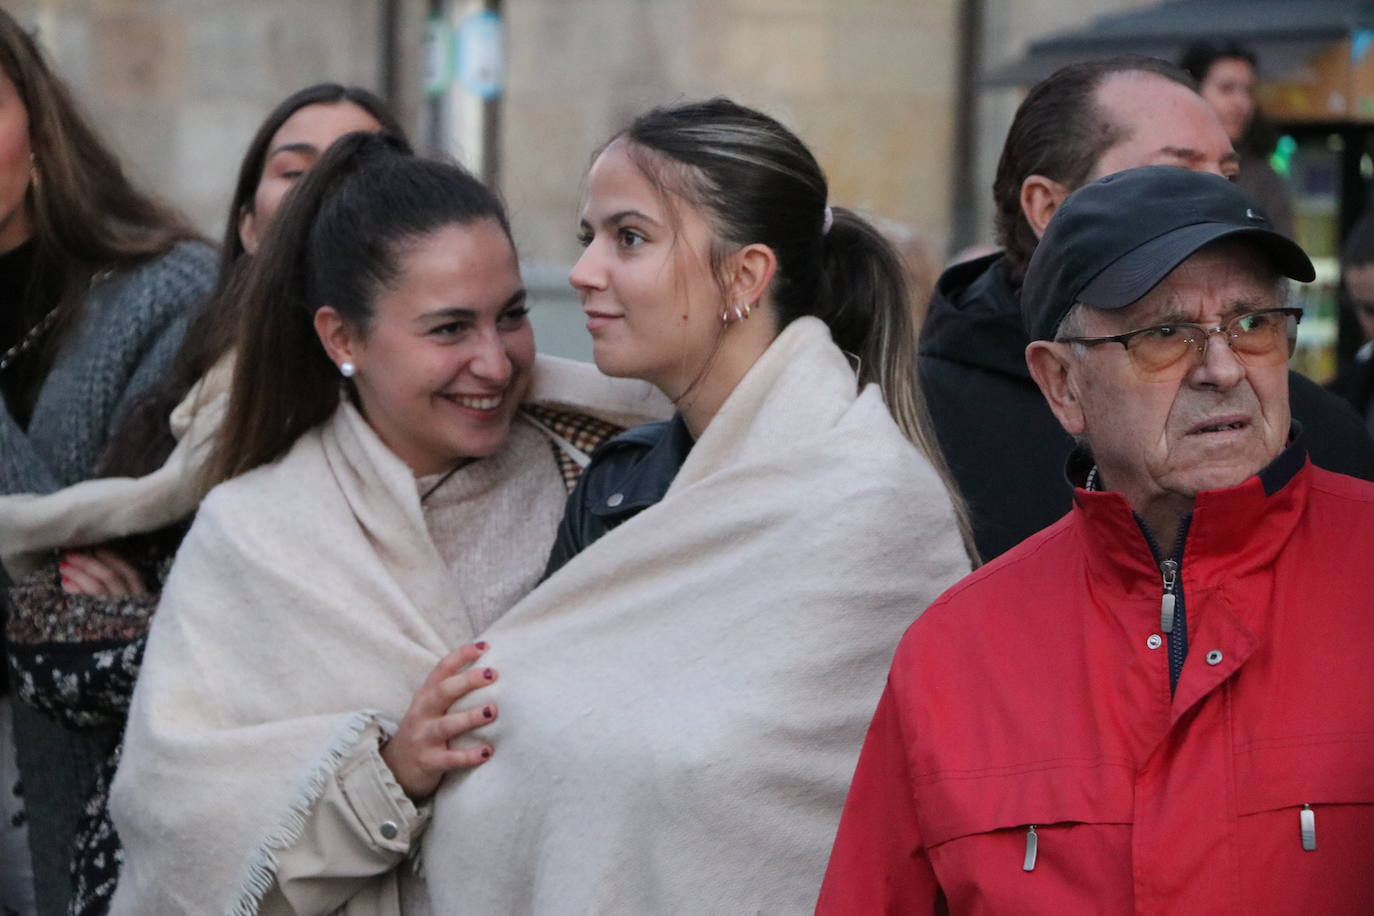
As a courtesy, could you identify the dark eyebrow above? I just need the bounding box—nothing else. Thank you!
[1157,146,1203,162]
[577,209,663,232]
[605,209,663,229]
[1155,146,1242,170]
[265,141,318,160]
[415,289,527,324]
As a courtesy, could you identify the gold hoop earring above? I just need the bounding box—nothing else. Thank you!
[28,152,38,189]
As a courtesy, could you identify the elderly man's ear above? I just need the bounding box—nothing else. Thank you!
[1026,341,1087,436]
[1021,175,1072,239]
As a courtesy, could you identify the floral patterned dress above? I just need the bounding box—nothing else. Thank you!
[6,532,181,916]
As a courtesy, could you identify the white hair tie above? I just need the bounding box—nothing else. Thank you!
[822,205,834,236]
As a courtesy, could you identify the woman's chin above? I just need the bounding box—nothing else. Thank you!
[590,345,640,381]
[446,425,512,461]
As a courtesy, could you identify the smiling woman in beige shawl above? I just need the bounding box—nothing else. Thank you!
[106,134,666,915]
[420,98,973,914]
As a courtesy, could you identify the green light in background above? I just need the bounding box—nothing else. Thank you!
[1271,135,1297,177]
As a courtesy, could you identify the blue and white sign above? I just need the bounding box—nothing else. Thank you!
[455,9,504,100]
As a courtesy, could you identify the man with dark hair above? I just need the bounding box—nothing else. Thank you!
[821,165,1374,913]
[920,56,1374,560]
[991,57,1207,284]
[1328,210,1374,426]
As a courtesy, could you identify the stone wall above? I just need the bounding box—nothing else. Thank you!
[4,0,1158,357]
[500,0,960,268]
[8,0,389,235]
[7,0,969,356]
[496,0,962,356]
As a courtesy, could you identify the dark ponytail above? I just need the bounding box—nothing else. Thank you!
[208,131,511,484]
[617,98,978,560]
[97,84,406,481]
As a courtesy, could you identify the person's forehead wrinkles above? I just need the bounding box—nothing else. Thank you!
[1127,272,1278,328]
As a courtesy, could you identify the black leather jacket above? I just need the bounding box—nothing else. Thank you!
[543,415,694,578]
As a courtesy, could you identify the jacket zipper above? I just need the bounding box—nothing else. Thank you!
[1159,559,1178,634]
[1023,824,1038,871]
[1300,804,1317,851]
[1139,516,1193,695]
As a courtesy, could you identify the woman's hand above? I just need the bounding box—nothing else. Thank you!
[60,548,148,597]
[381,642,498,801]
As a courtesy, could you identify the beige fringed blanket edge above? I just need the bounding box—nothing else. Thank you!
[423,318,972,914]
[105,357,667,915]
[0,354,666,578]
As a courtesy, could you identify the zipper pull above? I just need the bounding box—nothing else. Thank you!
[1023,825,1038,871]
[1300,804,1316,851]
[1159,559,1178,634]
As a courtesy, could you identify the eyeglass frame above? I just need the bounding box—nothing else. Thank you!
[1059,306,1303,377]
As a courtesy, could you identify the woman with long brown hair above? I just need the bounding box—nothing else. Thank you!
[108,133,664,914]
[3,82,401,915]
[0,9,216,912]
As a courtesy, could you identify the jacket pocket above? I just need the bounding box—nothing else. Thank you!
[914,761,1135,915]
[1233,737,1374,911]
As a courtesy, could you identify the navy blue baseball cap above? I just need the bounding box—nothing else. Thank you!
[1021,165,1315,341]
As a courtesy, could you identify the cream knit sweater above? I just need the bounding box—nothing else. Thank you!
[418,419,566,635]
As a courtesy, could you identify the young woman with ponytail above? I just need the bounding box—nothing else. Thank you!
[106,134,665,915]
[417,98,972,914]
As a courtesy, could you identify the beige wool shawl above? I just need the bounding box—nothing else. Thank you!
[0,353,663,579]
[0,355,233,579]
[107,357,666,915]
[424,317,972,914]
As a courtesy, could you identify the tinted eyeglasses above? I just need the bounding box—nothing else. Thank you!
[1061,307,1302,381]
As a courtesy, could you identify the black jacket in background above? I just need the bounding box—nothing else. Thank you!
[919,251,1374,561]
[1328,348,1374,426]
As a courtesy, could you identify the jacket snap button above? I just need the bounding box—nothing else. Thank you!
[607,493,624,508]
[379,820,399,840]
[1146,634,1162,650]
[1206,649,1223,666]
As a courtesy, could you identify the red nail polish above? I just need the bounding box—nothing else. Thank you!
[480,747,492,760]
[474,641,489,651]
[59,561,69,569]
[482,668,495,680]
[482,706,494,719]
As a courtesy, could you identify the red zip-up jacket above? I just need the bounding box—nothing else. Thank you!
[818,448,1374,914]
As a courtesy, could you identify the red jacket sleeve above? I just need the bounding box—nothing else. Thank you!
[816,678,941,915]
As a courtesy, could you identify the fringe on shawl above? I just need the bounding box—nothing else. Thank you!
[228,709,385,916]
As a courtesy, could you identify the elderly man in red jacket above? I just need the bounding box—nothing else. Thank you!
[818,165,1374,914]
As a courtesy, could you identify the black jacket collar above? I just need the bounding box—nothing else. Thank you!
[588,414,695,521]
[919,251,1034,381]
